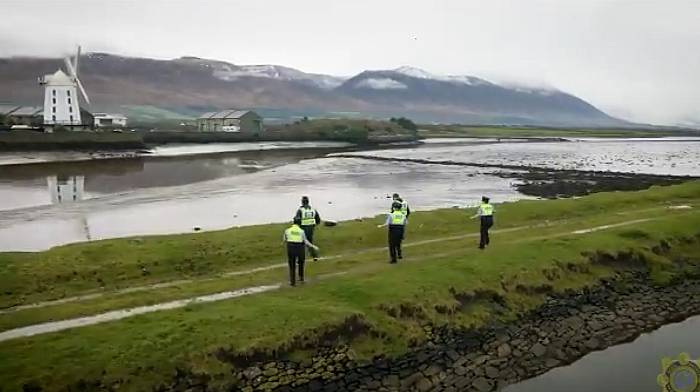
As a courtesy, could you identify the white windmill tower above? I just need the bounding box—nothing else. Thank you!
[38,46,91,130]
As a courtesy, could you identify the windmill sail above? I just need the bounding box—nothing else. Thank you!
[64,46,90,105]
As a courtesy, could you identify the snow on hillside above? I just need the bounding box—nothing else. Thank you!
[394,66,489,86]
[212,63,345,89]
[354,78,408,90]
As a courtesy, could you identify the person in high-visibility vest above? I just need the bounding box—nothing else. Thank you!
[391,193,411,217]
[392,193,410,240]
[471,196,495,249]
[294,196,321,261]
[283,217,319,286]
[377,201,407,263]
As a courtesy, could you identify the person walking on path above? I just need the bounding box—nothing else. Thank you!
[378,201,407,263]
[283,217,319,286]
[471,196,494,249]
[295,196,321,261]
[392,193,411,218]
[392,193,410,239]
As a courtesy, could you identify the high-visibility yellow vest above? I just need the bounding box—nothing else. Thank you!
[300,207,316,226]
[285,225,304,243]
[400,200,409,214]
[480,203,494,216]
[391,210,406,225]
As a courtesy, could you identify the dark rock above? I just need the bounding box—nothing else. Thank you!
[472,377,494,392]
[531,343,547,357]
[497,343,512,358]
[584,338,600,350]
[485,366,499,379]
[415,377,433,392]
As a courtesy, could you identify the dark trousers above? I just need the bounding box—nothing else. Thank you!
[480,216,494,248]
[301,225,319,258]
[287,243,305,285]
[388,225,405,263]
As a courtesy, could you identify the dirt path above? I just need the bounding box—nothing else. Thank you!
[0,211,687,343]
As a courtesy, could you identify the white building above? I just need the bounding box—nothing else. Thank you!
[93,113,128,128]
[39,70,81,126]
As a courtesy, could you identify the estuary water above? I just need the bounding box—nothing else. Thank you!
[0,137,698,251]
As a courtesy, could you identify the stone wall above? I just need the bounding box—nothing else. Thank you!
[178,273,700,392]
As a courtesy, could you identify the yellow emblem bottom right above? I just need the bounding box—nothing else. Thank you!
[658,353,700,392]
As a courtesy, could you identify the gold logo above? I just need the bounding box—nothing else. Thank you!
[658,353,700,392]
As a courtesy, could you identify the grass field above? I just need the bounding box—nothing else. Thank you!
[0,182,699,391]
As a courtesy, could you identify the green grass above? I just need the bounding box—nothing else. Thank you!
[417,125,685,139]
[1,183,699,309]
[0,182,699,391]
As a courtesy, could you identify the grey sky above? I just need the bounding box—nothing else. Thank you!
[2,0,699,125]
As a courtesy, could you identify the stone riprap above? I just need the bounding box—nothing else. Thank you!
[158,270,700,392]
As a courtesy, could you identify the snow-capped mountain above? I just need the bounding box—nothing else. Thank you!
[0,53,625,126]
[175,57,345,89]
[393,66,490,86]
[337,67,618,125]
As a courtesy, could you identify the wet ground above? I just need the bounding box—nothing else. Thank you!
[0,138,698,251]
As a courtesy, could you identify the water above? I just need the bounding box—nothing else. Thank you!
[0,138,697,251]
[345,137,700,176]
[503,315,700,392]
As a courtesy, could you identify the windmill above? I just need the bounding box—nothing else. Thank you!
[38,46,91,130]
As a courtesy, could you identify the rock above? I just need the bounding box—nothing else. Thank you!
[242,367,262,379]
[382,375,400,387]
[472,377,494,392]
[424,365,441,377]
[323,220,338,227]
[545,358,561,368]
[416,377,433,392]
[446,350,460,361]
[532,343,547,357]
[485,366,499,379]
[587,320,605,331]
[262,367,278,377]
[497,343,512,358]
[193,226,201,231]
[584,338,600,350]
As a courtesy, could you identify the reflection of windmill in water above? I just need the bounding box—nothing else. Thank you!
[47,175,91,241]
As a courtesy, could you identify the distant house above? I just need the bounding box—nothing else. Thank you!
[197,110,263,134]
[94,113,128,128]
[0,105,43,127]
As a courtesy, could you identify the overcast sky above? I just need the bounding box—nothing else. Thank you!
[2,0,698,125]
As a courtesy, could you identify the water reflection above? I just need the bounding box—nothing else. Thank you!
[47,175,85,204]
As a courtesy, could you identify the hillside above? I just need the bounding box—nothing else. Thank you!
[0,53,626,126]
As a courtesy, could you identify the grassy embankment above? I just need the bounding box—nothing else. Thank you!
[0,183,699,390]
[417,125,691,139]
[0,118,419,150]
[0,129,146,151]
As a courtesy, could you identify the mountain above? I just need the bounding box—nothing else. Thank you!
[0,53,625,126]
[174,57,346,90]
[337,67,617,126]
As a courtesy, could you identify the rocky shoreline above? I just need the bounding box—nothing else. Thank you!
[158,267,700,392]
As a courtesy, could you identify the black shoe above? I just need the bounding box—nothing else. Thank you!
[398,255,403,259]
[390,260,397,264]
[479,246,485,250]
[290,282,296,287]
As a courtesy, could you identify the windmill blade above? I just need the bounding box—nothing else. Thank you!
[75,46,81,76]
[64,57,77,78]
[76,77,90,105]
